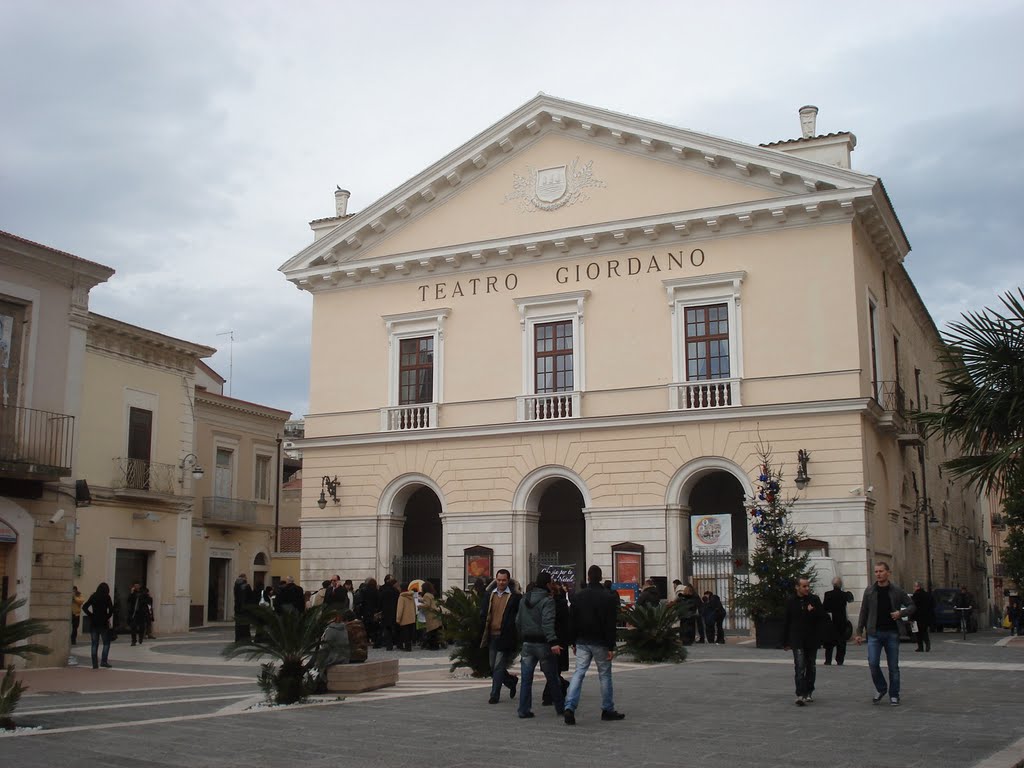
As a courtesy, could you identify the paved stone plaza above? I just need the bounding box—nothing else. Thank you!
[4,627,1023,768]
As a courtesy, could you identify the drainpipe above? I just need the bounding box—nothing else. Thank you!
[274,435,282,553]
[914,368,933,590]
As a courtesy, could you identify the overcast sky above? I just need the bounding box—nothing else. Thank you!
[2,1,1021,419]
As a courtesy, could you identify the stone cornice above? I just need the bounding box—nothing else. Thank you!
[195,389,291,421]
[297,397,875,450]
[87,313,215,374]
[280,95,887,280]
[0,230,115,289]
[288,185,903,295]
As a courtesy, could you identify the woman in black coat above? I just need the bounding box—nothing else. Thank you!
[82,582,114,669]
[674,585,702,646]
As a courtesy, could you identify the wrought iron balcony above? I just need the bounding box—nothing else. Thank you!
[111,457,177,494]
[876,380,907,416]
[202,496,258,524]
[669,378,741,411]
[875,380,921,443]
[0,405,74,478]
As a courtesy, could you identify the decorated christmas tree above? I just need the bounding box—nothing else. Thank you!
[734,445,811,631]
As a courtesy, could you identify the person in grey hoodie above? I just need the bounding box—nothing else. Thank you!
[855,561,915,706]
[515,571,564,718]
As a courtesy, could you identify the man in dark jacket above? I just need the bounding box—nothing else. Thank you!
[277,576,305,614]
[704,591,726,644]
[636,580,660,608]
[563,565,625,725]
[233,574,254,641]
[912,581,935,652]
[479,569,521,705]
[515,572,564,718]
[855,561,916,706]
[822,577,854,665]
[542,582,572,707]
[379,577,400,650]
[782,577,824,706]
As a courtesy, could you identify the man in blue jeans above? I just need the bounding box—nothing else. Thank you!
[855,561,915,706]
[564,564,625,725]
[479,569,521,705]
[515,571,564,718]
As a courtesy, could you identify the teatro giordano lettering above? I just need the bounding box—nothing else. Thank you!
[417,248,706,301]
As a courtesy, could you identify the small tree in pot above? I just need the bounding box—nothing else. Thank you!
[734,446,811,648]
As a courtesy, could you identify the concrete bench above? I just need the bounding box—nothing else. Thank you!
[325,658,399,693]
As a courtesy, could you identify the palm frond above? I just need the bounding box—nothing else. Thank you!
[619,603,686,663]
[0,596,52,660]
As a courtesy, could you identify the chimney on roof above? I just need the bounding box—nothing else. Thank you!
[799,105,818,139]
[334,187,350,217]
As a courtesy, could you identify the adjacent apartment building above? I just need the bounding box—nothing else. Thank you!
[280,96,991,616]
[75,315,290,633]
[0,231,113,666]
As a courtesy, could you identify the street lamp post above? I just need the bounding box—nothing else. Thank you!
[920,499,938,591]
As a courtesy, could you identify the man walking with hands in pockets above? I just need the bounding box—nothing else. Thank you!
[855,561,915,706]
[563,564,625,725]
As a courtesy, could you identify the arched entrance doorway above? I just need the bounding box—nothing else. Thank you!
[687,470,748,630]
[394,485,443,592]
[534,479,586,584]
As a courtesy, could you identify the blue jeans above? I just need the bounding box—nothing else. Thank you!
[564,643,614,713]
[488,636,515,699]
[867,630,901,698]
[90,626,111,667]
[518,642,564,716]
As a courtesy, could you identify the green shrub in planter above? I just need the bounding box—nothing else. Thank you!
[619,602,686,663]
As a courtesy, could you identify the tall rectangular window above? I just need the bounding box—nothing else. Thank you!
[126,407,153,490]
[255,455,271,502]
[685,304,730,381]
[534,320,574,393]
[215,447,233,498]
[868,299,880,400]
[398,336,434,405]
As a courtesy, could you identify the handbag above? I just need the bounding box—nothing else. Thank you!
[1003,615,1012,629]
[842,620,853,642]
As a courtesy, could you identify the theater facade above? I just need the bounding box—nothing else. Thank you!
[281,96,987,610]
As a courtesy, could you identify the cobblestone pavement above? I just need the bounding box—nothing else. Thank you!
[4,628,1023,768]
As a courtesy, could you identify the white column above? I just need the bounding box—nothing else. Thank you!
[666,505,686,583]
[174,508,193,632]
[376,514,405,582]
[511,510,539,584]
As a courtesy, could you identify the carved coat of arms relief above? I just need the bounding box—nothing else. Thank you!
[505,156,604,212]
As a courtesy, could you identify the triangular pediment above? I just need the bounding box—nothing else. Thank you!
[281,95,905,287]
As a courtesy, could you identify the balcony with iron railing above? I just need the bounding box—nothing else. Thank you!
[0,405,74,479]
[875,380,923,444]
[202,496,263,526]
[111,457,177,495]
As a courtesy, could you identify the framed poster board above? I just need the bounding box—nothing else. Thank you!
[464,545,493,589]
[611,542,645,584]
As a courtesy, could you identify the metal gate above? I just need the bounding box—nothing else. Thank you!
[391,554,443,591]
[686,549,750,631]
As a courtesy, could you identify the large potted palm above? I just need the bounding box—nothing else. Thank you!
[0,595,52,729]
[734,447,811,648]
[222,603,339,705]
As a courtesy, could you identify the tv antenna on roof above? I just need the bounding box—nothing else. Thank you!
[216,330,235,396]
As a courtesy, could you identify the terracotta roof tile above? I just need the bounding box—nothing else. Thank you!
[759,131,853,148]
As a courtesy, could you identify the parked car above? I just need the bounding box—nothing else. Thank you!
[932,588,978,632]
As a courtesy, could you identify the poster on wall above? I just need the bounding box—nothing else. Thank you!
[614,551,642,584]
[691,514,733,552]
[464,545,493,588]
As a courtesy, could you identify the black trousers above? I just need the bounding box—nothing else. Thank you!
[71,614,80,644]
[824,640,847,664]
[916,624,931,651]
[131,619,147,644]
[792,645,817,697]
